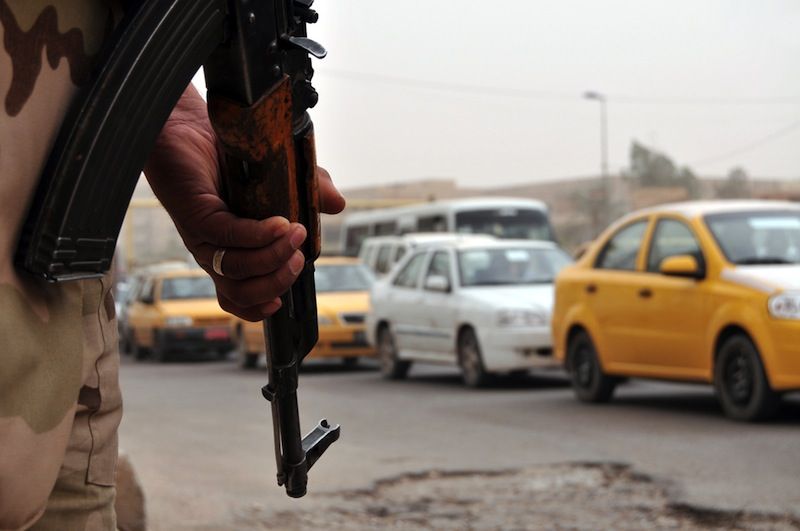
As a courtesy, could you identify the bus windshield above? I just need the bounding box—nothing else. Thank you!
[455,208,553,240]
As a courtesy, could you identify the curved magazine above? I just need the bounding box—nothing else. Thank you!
[16,0,227,281]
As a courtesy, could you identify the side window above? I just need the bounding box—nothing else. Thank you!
[393,245,407,264]
[360,244,377,270]
[647,219,703,272]
[375,245,393,274]
[375,221,397,236]
[425,251,452,287]
[393,252,428,288]
[345,226,370,257]
[138,278,155,302]
[418,215,447,232]
[596,220,649,271]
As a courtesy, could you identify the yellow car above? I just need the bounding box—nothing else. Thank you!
[235,257,376,368]
[126,268,234,361]
[552,200,800,421]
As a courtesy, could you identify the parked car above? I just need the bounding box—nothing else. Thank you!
[125,268,234,361]
[358,233,494,277]
[552,200,800,421]
[366,237,572,386]
[117,261,191,353]
[235,257,376,368]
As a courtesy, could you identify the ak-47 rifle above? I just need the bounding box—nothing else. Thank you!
[16,0,339,498]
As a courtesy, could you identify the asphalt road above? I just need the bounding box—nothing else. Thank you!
[118,355,800,530]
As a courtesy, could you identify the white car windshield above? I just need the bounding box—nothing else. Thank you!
[705,210,800,265]
[458,247,572,286]
[315,264,374,292]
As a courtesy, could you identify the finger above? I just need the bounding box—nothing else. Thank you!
[192,216,293,269]
[317,166,345,214]
[195,223,306,280]
[218,294,283,321]
[215,250,305,308]
[195,212,292,250]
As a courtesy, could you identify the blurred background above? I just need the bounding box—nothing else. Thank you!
[120,0,800,271]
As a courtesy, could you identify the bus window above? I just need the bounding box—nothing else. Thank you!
[345,225,370,256]
[455,209,553,241]
[418,215,447,232]
[375,221,397,235]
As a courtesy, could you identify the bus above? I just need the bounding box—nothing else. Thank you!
[341,197,555,256]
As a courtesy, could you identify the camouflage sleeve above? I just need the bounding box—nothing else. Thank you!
[0,2,118,529]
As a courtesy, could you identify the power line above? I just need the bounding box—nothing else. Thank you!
[316,69,575,101]
[317,68,800,106]
[690,118,800,167]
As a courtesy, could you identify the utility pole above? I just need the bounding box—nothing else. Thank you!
[584,91,611,227]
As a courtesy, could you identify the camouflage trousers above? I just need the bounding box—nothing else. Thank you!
[0,277,121,531]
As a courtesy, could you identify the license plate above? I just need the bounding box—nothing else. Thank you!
[353,331,367,345]
[204,328,229,340]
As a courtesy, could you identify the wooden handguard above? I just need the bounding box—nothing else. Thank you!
[208,75,320,259]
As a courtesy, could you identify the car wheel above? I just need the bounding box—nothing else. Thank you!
[378,325,410,380]
[131,333,147,361]
[567,331,617,403]
[151,331,169,363]
[458,328,489,388]
[714,335,780,422]
[342,357,359,369]
[119,328,130,355]
[237,328,258,369]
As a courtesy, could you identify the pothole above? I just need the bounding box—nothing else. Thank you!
[238,463,799,530]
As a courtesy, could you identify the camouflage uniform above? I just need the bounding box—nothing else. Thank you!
[0,2,123,529]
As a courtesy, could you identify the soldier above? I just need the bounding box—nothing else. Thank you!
[0,2,345,529]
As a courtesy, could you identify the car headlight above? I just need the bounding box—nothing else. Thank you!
[165,316,193,327]
[318,315,334,326]
[496,309,548,327]
[768,292,800,320]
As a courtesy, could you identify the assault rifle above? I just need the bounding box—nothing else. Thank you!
[16,0,339,498]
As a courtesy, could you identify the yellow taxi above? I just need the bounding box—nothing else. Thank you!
[552,201,800,421]
[235,257,376,368]
[126,268,234,361]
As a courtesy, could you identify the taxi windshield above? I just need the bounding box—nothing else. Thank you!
[160,276,216,300]
[705,211,800,265]
[458,247,572,286]
[315,264,374,292]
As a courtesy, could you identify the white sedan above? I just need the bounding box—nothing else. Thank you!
[366,237,572,386]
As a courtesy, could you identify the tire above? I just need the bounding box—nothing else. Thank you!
[567,330,617,403]
[714,335,780,422]
[151,330,169,363]
[378,325,410,380]
[131,332,148,361]
[342,357,359,369]
[119,327,131,355]
[458,328,489,388]
[237,328,258,369]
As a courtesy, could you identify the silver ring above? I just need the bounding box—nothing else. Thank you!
[212,248,227,277]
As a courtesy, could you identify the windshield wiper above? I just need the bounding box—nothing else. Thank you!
[735,256,795,265]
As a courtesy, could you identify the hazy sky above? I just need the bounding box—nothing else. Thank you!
[194,1,800,189]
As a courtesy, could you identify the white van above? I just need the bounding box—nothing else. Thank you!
[342,197,555,257]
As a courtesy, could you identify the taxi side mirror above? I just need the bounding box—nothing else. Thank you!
[424,275,450,292]
[660,255,704,279]
[140,294,155,305]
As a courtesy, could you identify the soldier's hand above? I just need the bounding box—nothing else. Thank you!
[144,84,345,321]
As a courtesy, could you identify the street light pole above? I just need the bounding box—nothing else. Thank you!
[584,90,610,226]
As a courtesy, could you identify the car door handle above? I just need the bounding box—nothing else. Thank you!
[585,284,597,294]
[639,288,653,299]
